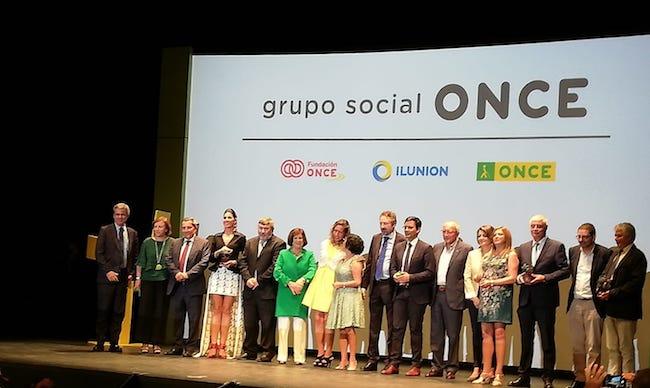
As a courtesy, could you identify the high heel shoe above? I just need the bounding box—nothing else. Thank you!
[472,373,495,385]
[335,362,348,370]
[319,355,335,368]
[347,361,357,371]
[468,368,482,382]
[313,354,324,366]
[217,344,227,359]
[491,374,504,386]
[207,343,218,358]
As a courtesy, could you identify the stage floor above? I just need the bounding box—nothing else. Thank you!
[0,341,571,387]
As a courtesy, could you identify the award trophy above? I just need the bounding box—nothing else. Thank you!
[596,273,612,295]
[521,263,534,284]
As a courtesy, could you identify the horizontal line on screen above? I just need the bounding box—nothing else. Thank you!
[242,135,611,142]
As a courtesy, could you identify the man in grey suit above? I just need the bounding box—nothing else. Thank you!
[361,210,406,371]
[93,202,139,353]
[566,223,611,388]
[428,221,472,379]
[381,216,435,377]
[510,215,569,388]
[238,217,286,362]
[165,217,210,357]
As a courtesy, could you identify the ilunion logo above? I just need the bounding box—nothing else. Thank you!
[372,160,392,182]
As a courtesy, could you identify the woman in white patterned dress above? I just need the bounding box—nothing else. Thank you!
[203,208,246,358]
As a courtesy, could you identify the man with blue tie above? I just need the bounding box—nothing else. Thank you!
[361,211,406,371]
[510,215,569,388]
[93,202,140,353]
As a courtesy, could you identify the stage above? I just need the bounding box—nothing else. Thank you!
[0,341,571,387]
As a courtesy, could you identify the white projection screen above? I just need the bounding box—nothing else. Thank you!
[184,35,649,366]
[186,35,649,257]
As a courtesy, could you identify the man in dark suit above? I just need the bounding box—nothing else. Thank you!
[361,210,406,372]
[165,216,210,357]
[510,215,569,388]
[93,202,140,353]
[428,221,472,379]
[238,217,286,362]
[566,223,611,388]
[598,222,646,376]
[381,216,435,377]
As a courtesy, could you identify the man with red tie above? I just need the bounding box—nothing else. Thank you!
[165,217,210,357]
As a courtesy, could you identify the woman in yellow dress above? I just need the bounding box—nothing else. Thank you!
[302,219,350,367]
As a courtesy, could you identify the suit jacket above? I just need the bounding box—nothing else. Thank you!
[361,231,406,294]
[238,235,286,300]
[389,239,435,305]
[165,236,210,296]
[515,238,570,308]
[566,243,611,317]
[602,244,647,320]
[207,231,246,272]
[432,240,473,310]
[96,224,140,283]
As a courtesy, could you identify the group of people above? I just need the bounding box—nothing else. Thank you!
[93,203,647,388]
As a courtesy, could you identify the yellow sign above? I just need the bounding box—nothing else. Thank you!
[477,162,556,182]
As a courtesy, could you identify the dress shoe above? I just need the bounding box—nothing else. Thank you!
[239,352,257,360]
[542,377,554,388]
[405,366,421,376]
[165,347,183,356]
[425,367,444,377]
[566,381,585,388]
[183,349,199,357]
[258,353,274,362]
[91,344,104,352]
[508,375,530,387]
[381,364,399,375]
[108,345,122,353]
[362,361,378,371]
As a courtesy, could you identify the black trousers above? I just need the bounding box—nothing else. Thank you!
[389,288,427,367]
[169,285,203,351]
[96,269,128,345]
[135,280,168,345]
[517,305,557,378]
[243,295,276,355]
[367,280,394,362]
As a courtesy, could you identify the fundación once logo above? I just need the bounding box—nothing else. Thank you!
[476,161,556,182]
[372,160,449,182]
[280,159,343,180]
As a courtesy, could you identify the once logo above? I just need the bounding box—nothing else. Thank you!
[372,160,392,182]
[477,162,556,182]
[281,159,305,178]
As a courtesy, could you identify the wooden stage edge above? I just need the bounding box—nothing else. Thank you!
[0,341,573,387]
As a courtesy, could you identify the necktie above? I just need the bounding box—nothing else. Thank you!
[178,239,191,272]
[375,235,390,281]
[532,242,540,266]
[402,242,412,272]
[118,226,126,268]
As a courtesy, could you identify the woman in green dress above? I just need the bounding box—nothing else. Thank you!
[274,227,317,365]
